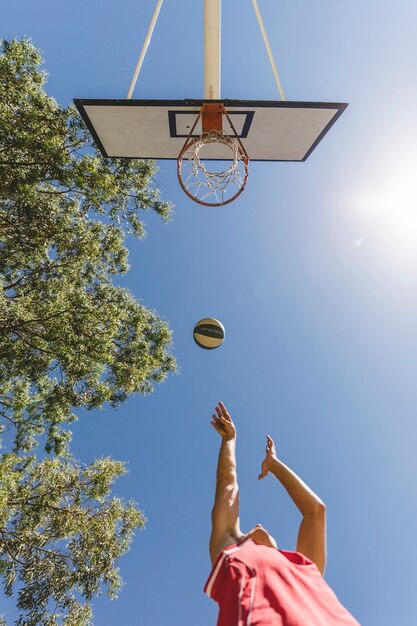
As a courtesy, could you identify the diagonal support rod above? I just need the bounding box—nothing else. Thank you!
[127,0,164,99]
[252,0,285,100]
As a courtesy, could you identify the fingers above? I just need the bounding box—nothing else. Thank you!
[213,412,228,427]
[215,408,225,421]
[215,406,227,424]
[211,414,221,430]
[258,462,269,480]
[211,413,227,436]
[266,434,275,451]
[210,420,222,435]
[218,401,231,421]
[218,401,227,415]
[214,404,231,429]
[211,403,235,440]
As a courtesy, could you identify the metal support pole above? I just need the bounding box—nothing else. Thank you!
[252,0,285,100]
[127,0,164,99]
[204,0,221,99]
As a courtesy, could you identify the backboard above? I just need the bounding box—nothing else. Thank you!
[74,99,347,162]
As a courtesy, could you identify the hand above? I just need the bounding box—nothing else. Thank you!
[210,402,236,441]
[258,435,277,480]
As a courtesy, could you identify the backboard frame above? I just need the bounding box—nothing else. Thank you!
[74,98,348,162]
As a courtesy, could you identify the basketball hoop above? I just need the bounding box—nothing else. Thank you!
[177,104,249,207]
[76,0,348,208]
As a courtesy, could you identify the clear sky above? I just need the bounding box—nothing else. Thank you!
[3,1,417,624]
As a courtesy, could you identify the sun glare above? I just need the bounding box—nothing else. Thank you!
[351,164,417,268]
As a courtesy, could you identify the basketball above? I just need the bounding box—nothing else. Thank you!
[193,318,225,350]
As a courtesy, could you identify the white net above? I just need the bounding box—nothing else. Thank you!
[178,130,248,206]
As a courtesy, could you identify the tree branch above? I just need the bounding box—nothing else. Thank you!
[10,331,55,355]
[0,530,25,565]
[0,410,18,428]
[3,529,72,561]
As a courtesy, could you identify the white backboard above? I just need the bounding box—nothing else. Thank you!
[74,99,347,161]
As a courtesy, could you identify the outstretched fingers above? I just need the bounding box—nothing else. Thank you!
[258,435,277,481]
[214,403,231,427]
[210,402,236,441]
[266,434,277,453]
[217,401,231,421]
[211,417,221,435]
[211,410,223,429]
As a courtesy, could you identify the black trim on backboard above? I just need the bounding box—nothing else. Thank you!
[75,99,110,158]
[167,110,255,139]
[73,98,348,161]
[301,103,347,161]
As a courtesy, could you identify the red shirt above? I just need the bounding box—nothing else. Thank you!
[204,538,361,626]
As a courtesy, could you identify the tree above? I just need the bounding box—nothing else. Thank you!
[0,38,177,623]
[1,454,143,626]
[0,38,177,453]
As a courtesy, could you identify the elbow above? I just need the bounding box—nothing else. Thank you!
[304,502,326,517]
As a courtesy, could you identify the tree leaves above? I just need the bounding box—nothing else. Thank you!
[0,38,177,624]
[1,455,144,625]
[0,38,177,453]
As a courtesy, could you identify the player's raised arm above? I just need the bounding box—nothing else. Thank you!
[258,435,327,575]
[209,402,242,565]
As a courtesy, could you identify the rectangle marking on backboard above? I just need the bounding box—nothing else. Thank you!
[168,111,255,138]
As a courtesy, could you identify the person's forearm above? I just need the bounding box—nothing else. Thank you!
[216,439,237,489]
[268,457,325,515]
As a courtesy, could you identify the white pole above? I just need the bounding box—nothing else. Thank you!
[252,0,285,100]
[127,0,164,99]
[204,0,221,99]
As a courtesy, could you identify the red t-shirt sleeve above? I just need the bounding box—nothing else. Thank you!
[205,553,254,626]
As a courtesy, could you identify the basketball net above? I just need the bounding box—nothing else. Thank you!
[177,104,249,207]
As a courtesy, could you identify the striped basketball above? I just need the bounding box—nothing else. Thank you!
[193,318,225,350]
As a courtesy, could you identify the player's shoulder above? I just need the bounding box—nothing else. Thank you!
[280,549,321,570]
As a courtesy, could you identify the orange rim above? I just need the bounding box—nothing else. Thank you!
[177,104,249,207]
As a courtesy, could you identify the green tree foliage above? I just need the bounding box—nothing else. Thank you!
[0,38,177,623]
[0,454,144,625]
[0,38,177,454]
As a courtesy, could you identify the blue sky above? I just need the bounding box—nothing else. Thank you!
[3,1,417,624]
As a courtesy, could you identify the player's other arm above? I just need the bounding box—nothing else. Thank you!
[258,435,326,575]
[209,402,241,565]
